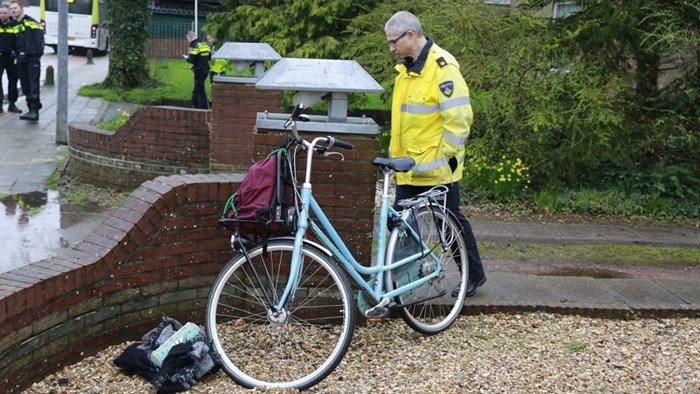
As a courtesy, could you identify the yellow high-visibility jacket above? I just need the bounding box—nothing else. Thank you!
[389,41,473,186]
[211,58,228,74]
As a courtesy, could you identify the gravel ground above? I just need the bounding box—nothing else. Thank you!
[23,313,699,393]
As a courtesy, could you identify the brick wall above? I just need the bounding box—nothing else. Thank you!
[68,106,211,189]
[3,82,381,391]
[209,83,282,171]
[0,174,242,393]
[253,130,379,261]
[0,164,378,392]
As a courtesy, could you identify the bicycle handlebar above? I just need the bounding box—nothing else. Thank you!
[290,103,305,120]
[328,136,354,150]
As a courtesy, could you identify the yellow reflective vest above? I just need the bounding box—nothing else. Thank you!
[211,58,228,74]
[209,44,228,75]
[389,42,473,186]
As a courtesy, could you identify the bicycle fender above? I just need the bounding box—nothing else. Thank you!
[273,236,333,258]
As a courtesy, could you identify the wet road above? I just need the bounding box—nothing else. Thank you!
[0,51,110,274]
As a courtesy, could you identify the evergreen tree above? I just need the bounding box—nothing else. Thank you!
[205,0,380,59]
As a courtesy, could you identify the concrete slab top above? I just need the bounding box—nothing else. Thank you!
[211,42,282,61]
[256,58,384,93]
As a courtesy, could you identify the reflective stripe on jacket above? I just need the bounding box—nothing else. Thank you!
[15,16,44,56]
[389,42,473,186]
[187,39,211,71]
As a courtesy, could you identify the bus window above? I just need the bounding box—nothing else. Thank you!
[45,0,92,15]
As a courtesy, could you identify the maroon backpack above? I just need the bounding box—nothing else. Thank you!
[221,148,295,239]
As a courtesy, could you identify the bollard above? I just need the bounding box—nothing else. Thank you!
[44,65,55,86]
[86,49,94,64]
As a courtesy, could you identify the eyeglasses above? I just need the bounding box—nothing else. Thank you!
[388,30,409,47]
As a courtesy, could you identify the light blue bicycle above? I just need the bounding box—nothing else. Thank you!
[205,105,469,390]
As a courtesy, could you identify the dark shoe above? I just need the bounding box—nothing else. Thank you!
[20,111,39,121]
[465,275,487,298]
[451,275,487,298]
[7,103,21,113]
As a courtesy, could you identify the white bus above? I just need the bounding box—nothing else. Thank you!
[24,0,42,22]
[41,0,109,55]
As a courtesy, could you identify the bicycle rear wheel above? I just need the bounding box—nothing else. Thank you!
[385,204,468,335]
[205,238,355,390]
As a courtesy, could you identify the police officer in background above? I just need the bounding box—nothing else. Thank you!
[184,31,210,109]
[385,11,486,297]
[206,34,228,80]
[0,3,21,114]
[206,34,227,106]
[10,0,43,122]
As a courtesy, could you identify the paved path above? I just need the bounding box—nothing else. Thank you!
[0,54,113,193]
[0,53,698,317]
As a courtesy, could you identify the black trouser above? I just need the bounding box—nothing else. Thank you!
[191,69,209,109]
[16,54,41,110]
[0,54,19,104]
[394,182,485,281]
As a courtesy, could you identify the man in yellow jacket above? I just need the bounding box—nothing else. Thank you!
[386,11,485,297]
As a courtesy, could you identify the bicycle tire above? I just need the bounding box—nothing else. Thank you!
[205,238,355,390]
[385,203,468,335]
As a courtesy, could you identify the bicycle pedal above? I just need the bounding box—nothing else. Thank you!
[365,306,389,321]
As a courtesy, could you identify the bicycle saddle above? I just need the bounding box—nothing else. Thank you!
[371,157,416,172]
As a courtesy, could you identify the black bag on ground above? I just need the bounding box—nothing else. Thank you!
[220,147,295,239]
[113,316,219,393]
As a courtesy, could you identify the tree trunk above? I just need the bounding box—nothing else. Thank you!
[102,0,156,89]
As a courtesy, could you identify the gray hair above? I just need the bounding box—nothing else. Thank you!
[0,4,9,10]
[385,11,424,38]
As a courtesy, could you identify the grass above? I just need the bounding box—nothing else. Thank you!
[95,108,133,131]
[45,165,129,210]
[564,341,589,354]
[479,241,700,266]
[79,59,209,104]
[80,59,390,113]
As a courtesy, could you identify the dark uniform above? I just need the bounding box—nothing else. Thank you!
[186,38,211,109]
[14,13,43,121]
[0,17,20,113]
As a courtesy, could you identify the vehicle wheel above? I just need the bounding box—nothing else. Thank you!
[385,203,468,335]
[205,238,355,389]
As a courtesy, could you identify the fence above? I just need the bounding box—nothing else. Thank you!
[147,19,208,59]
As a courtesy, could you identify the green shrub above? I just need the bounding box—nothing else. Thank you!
[96,109,132,131]
[463,155,531,202]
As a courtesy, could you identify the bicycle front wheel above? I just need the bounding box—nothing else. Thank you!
[385,204,468,335]
[205,238,355,390]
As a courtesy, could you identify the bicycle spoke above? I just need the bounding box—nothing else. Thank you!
[386,204,467,335]
[205,239,354,390]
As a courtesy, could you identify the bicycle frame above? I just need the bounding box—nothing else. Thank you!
[274,138,447,315]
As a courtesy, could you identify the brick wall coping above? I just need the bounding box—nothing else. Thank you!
[0,173,243,393]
